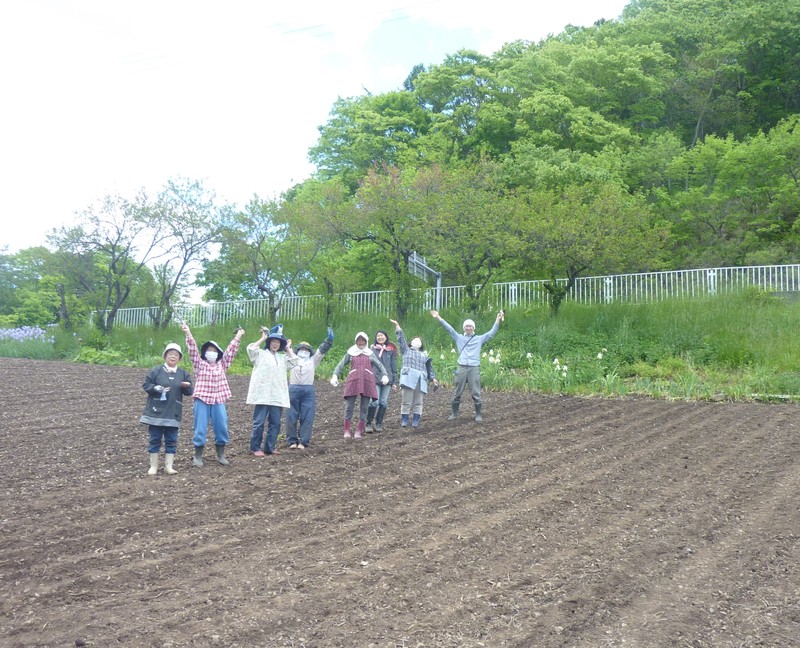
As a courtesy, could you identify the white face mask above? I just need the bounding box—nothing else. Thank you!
[410,338,422,350]
[205,351,219,363]
[297,349,312,359]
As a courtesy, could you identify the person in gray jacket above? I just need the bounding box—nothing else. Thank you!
[285,327,334,449]
[140,343,193,475]
[430,309,504,422]
[390,319,438,429]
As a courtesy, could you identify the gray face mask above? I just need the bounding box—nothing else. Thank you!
[205,351,219,363]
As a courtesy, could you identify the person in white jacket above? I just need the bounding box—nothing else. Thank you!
[246,325,297,456]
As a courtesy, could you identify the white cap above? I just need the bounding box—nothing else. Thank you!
[462,319,475,331]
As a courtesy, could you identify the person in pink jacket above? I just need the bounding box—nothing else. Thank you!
[181,323,244,468]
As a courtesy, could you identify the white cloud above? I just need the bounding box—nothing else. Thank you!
[0,0,628,252]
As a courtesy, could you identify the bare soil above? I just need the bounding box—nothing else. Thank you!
[2,358,800,648]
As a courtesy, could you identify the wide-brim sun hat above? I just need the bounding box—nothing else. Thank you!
[265,333,288,351]
[200,340,224,358]
[295,341,314,353]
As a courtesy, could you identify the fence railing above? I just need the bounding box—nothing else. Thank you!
[92,264,800,328]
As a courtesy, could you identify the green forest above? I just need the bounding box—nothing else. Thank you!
[1,0,799,332]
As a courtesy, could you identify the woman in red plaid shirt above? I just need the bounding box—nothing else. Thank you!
[181,323,245,468]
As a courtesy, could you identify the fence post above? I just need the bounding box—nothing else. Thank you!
[707,269,717,295]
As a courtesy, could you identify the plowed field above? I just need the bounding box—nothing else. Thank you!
[2,358,799,647]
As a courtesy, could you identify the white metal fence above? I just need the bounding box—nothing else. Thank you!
[93,264,800,328]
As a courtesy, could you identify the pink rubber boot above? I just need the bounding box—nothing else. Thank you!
[355,420,366,439]
[343,420,352,439]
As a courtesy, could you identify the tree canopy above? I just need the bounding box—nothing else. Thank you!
[4,0,799,326]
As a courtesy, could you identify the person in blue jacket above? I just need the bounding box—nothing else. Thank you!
[430,309,504,422]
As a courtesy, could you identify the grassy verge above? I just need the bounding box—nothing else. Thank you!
[3,289,798,402]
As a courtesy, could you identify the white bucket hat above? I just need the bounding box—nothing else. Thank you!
[162,342,183,359]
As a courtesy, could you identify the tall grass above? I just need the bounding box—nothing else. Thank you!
[3,289,799,401]
[0,326,57,359]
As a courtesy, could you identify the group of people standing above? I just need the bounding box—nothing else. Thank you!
[140,310,504,475]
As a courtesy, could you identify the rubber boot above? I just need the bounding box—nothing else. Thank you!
[448,403,459,420]
[412,413,420,428]
[474,403,483,422]
[343,420,352,439]
[366,406,376,432]
[193,445,204,468]
[401,414,409,427]
[215,444,230,466]
[374,405,387,432]
[164,453,178,475]
[148,452,159,476]
[355,420,365,439]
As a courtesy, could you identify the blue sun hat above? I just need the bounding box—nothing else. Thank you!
[264,323,287,351]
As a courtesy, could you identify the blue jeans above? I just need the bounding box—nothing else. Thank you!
[148,425,179,454]
[250,404,283,453]
[369,383,391,411]
[192,399,229,447]
[287,384,316,446]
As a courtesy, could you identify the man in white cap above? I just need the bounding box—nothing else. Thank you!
[430,309,504,422]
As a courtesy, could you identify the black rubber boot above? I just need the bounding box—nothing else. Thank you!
[215,444,230,466]
[474,403,483,422]
[192,445,204,468]
[448,403,459,420]
[374,405,387,432]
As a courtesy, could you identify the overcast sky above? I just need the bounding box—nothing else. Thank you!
[0,0,629,253]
